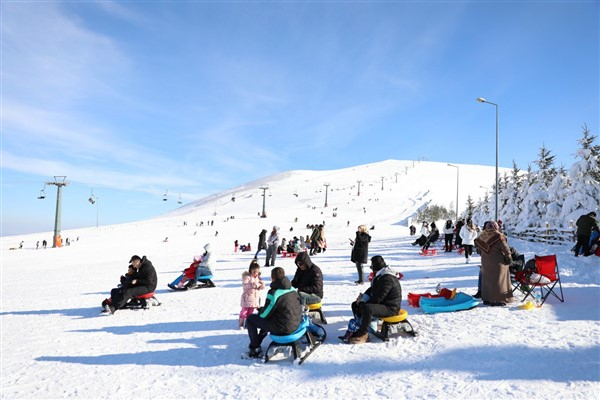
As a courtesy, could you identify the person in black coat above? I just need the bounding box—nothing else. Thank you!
[292,252,323,307]
[350,225,371,284]
[245,267,302,358]
[348,256,402,344]
[107,255,157,314]
[574,211,599,256]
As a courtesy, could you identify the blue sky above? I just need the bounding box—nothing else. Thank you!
[1,1,598,236]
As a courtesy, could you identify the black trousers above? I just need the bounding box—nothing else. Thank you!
[246,314,269,348]
[355,262,364,282]
[351,301,397,335]
[574,234,591,256]
[444,234,454,251]
[110,286,151,310]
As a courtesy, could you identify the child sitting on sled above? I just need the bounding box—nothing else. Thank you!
[168,255,202,290]
[238,259,265,329]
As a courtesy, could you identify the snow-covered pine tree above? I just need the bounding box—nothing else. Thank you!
[517,146,556,229]
[465,195,476,221]
[501,161,523,232]
[545,165,570,227]
[515,164,536,231]
[560,124,600,224]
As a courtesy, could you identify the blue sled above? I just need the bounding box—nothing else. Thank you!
[419,292,479,314]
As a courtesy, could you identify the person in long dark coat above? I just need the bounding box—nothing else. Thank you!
[475,221,514,306]
[350,225,371,284]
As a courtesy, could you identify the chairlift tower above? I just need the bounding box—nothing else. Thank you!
[259,186,269,218]
[47,176,69,247]
[357,180,361,196]
[323,183,330,207]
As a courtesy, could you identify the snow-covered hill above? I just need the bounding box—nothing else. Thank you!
[1,160,598,399]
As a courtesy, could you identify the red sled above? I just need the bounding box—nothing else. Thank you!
[407,292,442,307]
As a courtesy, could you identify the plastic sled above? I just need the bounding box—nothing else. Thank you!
[168,274,215,290]
[419,292,478,314]
[264,315,325,365]
[407,292,443,307]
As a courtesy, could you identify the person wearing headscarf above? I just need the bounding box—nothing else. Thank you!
[474,221,514,306]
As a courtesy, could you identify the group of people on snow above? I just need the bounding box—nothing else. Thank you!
[101,209,598,358]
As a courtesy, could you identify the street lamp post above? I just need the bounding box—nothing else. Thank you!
[447,164,459,221]
[476,97,499,221]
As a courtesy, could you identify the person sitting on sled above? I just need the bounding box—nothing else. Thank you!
[291,252,323,308]
[189,243,214,288]
[104,255,157,314]
[345,256,402,344]
[412,221,430,246]
[168,255,202,290]
[245,267,302,358]
[102,264,136,309]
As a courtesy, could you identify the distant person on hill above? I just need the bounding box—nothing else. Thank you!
[574,211,599,257]
[291,252,323,307]
[254,229,267,259]
[245,267,302,359]
[42,239,47,249]
[459,218,478,263]
[104,255,157,314]
[265,226,280,267]
[239,260,265,329]
[443,220,455,252]
[350,225,371,285]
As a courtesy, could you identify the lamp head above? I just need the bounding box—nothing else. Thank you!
[476,97,486,103]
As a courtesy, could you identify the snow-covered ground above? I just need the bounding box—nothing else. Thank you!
[2,160,599,399]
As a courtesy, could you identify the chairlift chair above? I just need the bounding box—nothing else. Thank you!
[37,184,47,199]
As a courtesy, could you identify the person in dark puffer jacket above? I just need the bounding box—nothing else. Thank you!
[292,252,323,307]
[245,267,302,358]
[107,255,158,314]
[348,255,402,344]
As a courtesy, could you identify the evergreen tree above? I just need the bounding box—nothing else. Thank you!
[465,195,476,221]
[560,124,600,224]
[545,165,570,227]
[500,161,522,231]
[515,164,537,230]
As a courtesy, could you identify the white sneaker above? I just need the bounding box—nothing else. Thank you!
[466,257,470,263]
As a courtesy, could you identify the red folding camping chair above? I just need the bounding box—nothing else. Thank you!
[514,254,564,306]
